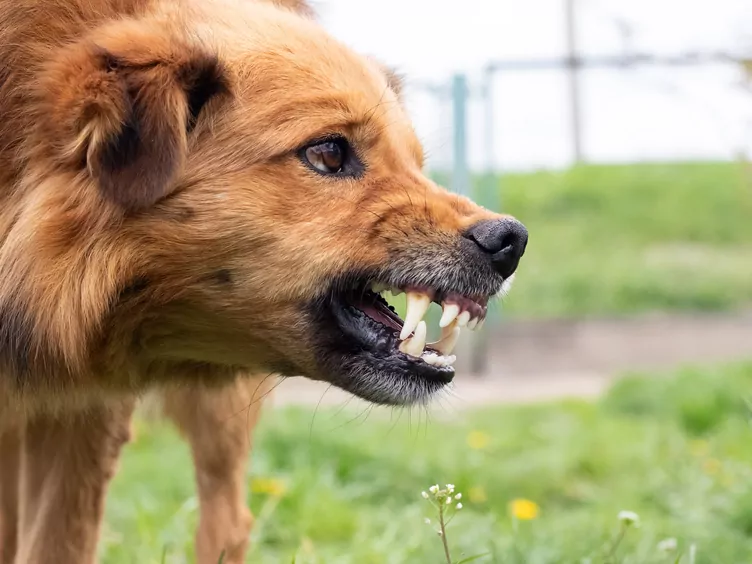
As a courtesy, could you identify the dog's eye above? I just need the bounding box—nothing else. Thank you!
[303,138,348,175]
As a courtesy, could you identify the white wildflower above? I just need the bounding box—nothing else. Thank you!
[429,484,439,494]
[424,517,431,525]
[657,538,678,553]
[421,491,429,499]
[456,503,463,510]
[446,484,455,493]
[617,510,640,527]
[455,493,462,500]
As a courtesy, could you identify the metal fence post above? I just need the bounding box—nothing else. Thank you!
[451,74,469,198]
[449,73,481,376]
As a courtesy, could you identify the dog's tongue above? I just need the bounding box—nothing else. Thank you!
[358,302,403,331]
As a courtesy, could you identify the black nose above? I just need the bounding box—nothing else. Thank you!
[464,218,528,279]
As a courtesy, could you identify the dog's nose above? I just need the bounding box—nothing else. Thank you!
[464,218,528,279]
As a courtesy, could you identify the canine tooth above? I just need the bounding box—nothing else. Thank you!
[412,320,427,351]
[400,292,431,340]
[467,317,479,331]
[431,326,461,356]
[398,339,418,357]
[399,321,427,357]
[476,318,485,331]
[444,355,457,366]
[439,303,461,328]
[456,311,471,328]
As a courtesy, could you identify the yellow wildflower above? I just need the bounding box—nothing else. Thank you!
[510,498,539,521]
[467,430,490,450]
[250,477,287,497]
[468,486,487,504]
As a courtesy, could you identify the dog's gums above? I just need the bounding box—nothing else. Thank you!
[345,286,485,367]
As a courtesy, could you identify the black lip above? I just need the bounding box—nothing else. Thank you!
[332,297,454,383]
[305,294,454,405]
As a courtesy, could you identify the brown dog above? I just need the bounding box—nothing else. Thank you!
[0,0,528,562]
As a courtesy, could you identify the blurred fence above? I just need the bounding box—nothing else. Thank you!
[403,49,752,375]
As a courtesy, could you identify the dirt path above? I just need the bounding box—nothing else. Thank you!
[270,370,608,410]
[270,310,752,409]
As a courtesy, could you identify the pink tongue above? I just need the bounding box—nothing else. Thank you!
[359,303,403,331]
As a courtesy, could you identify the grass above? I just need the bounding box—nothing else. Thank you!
[102,361,752,563]
[432,161,752,318]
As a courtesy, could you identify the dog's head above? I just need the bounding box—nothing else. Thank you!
[4,0,527,405]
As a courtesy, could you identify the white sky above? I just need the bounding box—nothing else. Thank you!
[314,0,752,171]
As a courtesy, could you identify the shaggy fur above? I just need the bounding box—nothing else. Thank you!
[0,0,525,562]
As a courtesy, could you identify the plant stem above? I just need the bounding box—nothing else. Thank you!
[439,504,452,564]
[605,526,628,563]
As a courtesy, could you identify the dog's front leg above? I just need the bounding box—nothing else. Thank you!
[14,399,135,564]
[0,424,21,564]
[163,374,274,564]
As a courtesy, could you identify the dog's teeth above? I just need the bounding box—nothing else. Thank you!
[476,318,485,331]
[439,303,460,328]
[399,320,427,357]
[370,282,387,294]
[412,320,427,351]
[398,339,412,356]
[390,287,403,296]
[421,352,457,368]
[422,352,440,366]
[400,292,431,340]
[467,317,479,330]
[456,311,471,328]
[430,325,461,356]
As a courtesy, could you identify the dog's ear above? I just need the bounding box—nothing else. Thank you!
[383,67,405,99]
[269,0,316,18]
[366,58,405,101]
[85,49,228,212]
[35,24,229,212]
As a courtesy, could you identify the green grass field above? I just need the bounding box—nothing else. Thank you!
[97,161,752,563]
[101,361,752,563]
[448,161,752,318]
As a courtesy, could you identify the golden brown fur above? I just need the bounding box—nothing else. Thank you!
[0,0,526,561]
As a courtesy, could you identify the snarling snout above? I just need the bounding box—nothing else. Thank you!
[307,215,528,405]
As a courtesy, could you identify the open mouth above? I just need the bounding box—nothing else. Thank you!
[320,277,492,404]
[354,282,487,368]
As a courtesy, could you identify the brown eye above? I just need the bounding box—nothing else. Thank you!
[303,139,346,174]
